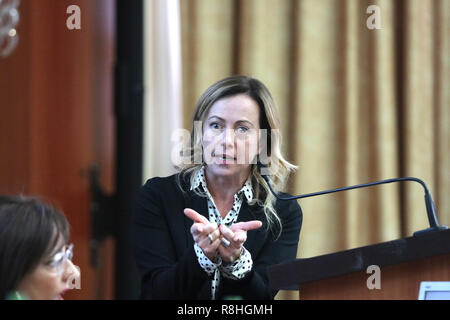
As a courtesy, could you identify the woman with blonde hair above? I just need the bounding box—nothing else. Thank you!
[133,75,302,300]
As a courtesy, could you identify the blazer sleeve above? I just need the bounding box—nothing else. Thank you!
[219,198,302,300]
[132,177,210,299]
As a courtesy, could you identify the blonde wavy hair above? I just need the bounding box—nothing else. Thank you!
[176,75,297,236]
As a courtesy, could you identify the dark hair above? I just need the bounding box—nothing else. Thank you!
[0,195,70,299]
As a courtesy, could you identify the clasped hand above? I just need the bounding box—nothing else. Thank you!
[184,208,262,264]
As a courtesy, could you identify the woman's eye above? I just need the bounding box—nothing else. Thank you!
[44,260,53,266]
[51,253,64,266]
[210,122,221,130]
[45,259,58,269]
[236,126,249,134]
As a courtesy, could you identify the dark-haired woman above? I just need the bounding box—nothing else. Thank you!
[0,196,79,300]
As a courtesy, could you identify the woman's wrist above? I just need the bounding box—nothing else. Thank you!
[194,243,222,275]
[220,246,253,280]
[222,247,244,265]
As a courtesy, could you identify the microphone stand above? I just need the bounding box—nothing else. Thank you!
[260,170,448,236]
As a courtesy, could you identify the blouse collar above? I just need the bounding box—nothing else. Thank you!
[191,166,253,203]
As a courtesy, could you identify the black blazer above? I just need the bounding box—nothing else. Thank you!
[132,173,302,300]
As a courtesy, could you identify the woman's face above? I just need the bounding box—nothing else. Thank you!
[202,94,260,179]
[17,241,79,300]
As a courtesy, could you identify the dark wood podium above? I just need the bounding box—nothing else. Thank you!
[268,229,450,299]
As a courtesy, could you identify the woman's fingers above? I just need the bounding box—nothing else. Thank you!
[184,208,210,224]
[198,228,221,261]
[202,238,221,259]
[219,224,235,240]
[198,229,220,247]
[190,219,220,258]
[186,210,262,263]
[219,224,246,248]
[233,231,246,243]
[192,224,218,238]
[203,222,218,234]
[230,220,262,232]
[208,228,221,242]
[190,222,204,235]
[217,224,244,263]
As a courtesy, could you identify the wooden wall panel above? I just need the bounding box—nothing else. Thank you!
[0,0,32,195]
[0,0,115,299]
[299,253,450,300]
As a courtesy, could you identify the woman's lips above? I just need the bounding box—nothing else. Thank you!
[57,288,70,299]
[213,153,236,159]
[213,154,236,164]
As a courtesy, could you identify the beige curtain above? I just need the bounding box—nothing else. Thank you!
[179,0,450,299]
[143,0,183,180]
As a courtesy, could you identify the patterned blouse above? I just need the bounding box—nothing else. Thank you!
[191,166,254,300]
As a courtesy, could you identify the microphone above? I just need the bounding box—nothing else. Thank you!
[257,162,448,236]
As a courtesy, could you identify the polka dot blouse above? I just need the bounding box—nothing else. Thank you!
[191,166,254,300]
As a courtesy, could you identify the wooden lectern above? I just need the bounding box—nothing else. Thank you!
[268,229,450,299]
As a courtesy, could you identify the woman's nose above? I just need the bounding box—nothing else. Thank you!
[221,128,236,148]
[62,259,80,284]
